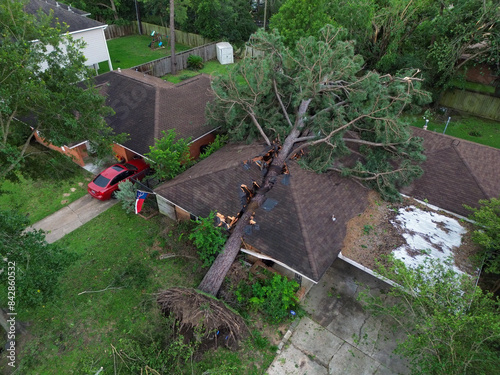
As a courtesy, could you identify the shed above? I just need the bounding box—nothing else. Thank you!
[216,42,234,65]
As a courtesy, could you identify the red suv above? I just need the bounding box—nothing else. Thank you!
[87,159,150,200]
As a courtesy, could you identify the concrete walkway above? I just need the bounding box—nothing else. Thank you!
[29,194,118,243]
[267,259,408,375]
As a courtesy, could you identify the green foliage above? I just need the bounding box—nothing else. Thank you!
[199,134,228,160]
[189,212,227,267]
[269,0,336,46]
[0,0,119,180]
[182,0,257,45]
[0,209,77,307]
[466,197,500,275]
[236,273,300,323]
[187,54,204,70]
[114,179,138,214]
[145,129,192,181]
[208,26,431,202]
[358,255,500,375]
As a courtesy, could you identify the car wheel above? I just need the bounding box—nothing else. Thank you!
[111,191,118,199]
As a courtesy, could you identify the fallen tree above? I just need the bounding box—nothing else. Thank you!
[197,25,431,296]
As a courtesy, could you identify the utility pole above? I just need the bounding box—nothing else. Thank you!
[170,0,176,75]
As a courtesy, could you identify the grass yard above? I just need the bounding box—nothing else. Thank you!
[13,206,277,374]
[410,113,500,149]
[98,35,191,73]
[162,60,236,84]
[0,145,93,223]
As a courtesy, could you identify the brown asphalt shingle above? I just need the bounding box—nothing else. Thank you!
[402,128,500,216]
[155,143,370,282]
[93,72,216,155]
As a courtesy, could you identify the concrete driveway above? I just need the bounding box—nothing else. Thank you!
[29,194,118,243]
[267,259,408,375]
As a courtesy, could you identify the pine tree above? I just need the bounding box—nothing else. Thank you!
[198,26,431,296]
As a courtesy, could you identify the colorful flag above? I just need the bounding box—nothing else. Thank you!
[135,190,149,214]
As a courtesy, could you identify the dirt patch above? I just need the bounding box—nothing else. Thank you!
[342,191,405,270]
[341,191,481,275]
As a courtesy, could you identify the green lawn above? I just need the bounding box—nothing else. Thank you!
[410,114,500,149]
[162,60,236,83]
[98,35,191,73]
[15,206,277,374]
[0,146,93,224]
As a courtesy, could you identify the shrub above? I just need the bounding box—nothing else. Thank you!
[236,273,300,323]
[145,129,192,181]
[114,180,137,214]
[189,212,227,267]
[199,134,228,160]
[187,55,204,70]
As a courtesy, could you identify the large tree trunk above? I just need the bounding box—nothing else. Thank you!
[198,130,301,296]
[169,0,176,75]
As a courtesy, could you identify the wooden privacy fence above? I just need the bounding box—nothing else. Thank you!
[440,89,500,121]
[131,43,218,78]
[105,22,211,47]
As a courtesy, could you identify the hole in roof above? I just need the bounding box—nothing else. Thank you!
[244,225,253,235]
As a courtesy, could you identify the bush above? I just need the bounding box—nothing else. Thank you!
[199,134,228,160]
[145,129,192,181]
[187,55,204,70]
[236,273,300,323]
[189,211,227,267]
[114,179,137,214]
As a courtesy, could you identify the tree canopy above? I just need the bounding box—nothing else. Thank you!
[359,256,500,375]
[0,0,118,181]
[269,0,500,94]
[0,209,77,307]
[198,26,430,296]
[467,197,500,277]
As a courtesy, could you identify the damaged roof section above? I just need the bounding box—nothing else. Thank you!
[155,142,370,282]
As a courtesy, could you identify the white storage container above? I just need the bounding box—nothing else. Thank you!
[216,42,234,65]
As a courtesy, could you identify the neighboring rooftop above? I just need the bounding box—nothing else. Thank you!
[24,0,104,33]
[402,127,500,217]
[93,71,215,155]
[155,142,370,282]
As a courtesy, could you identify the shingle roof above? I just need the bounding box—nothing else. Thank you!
[25,0,104,33]
[402,128,500,216]
[155,143,370,282]
[93,71,216,155]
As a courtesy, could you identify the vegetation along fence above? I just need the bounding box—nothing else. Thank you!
[131,43,218,78]
[105,22,211,47]
[440,89,500,121]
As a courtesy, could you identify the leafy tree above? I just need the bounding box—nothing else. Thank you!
[182,0,257,45]
[197,26,430,296]
[0,209,77,307]
[145,129,191,181]
[269,0,335,46]
[358,256,500,375]
[466,197,500,286]
[0,0,117,181]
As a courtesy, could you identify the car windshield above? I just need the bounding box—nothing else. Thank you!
[93,175,110,188]
[124,163,138,171]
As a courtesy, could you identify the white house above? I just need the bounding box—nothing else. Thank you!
[25,0,113,72]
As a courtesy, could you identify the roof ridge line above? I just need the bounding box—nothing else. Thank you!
[451,142,489,199]
[287,165,320,280]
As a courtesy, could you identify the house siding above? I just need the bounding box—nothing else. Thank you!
[72,27,111,67]
[34,133,87,166]
[189,132,216,159]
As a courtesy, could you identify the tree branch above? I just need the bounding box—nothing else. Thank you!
[273,78,293,128]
